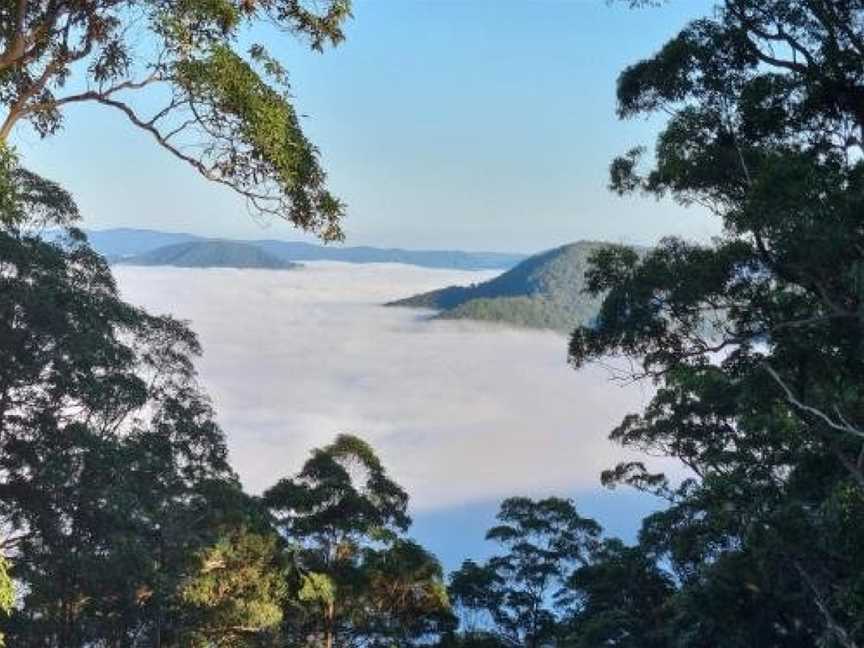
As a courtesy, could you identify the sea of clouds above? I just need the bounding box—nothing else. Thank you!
[114,262,661,512]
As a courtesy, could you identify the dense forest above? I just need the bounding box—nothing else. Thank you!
[3,0,864,646]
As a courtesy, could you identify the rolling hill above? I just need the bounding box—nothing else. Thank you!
[118,240,300,270]
[387,241,625,332]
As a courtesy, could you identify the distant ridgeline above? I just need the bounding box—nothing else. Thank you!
[388,241,640,333]
[118,240,300,270]
[83,228,526,271]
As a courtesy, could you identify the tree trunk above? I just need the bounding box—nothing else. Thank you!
[795,562,859,648]
[324,600,335,648]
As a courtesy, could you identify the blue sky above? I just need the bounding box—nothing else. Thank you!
[14,0,718,253]
[412,489,666,570]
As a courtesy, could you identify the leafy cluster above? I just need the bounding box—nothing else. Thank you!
[264,435,454,648]
[0,0,352,238]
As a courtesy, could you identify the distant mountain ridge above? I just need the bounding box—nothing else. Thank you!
[84,228,200,257]
[251,239,524,270]
[388,241,633,332]
[119,240,300,270]
[83,228,526,270]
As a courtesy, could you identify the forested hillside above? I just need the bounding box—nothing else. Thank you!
[389,242,621,332]
[120,240,300,269]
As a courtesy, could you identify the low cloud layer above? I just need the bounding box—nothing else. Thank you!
[115,262,660,511]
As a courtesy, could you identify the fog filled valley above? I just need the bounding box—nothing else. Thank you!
[113,262,660,521]
[4,0,864,645]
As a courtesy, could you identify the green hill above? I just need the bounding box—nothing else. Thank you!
[118,240,300,270]
[387,241,627,332]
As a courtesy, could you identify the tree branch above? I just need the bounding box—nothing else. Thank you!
[763,363,864,441]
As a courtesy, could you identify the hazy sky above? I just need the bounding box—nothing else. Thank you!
[14,0,718,253]
[114,262,678,564]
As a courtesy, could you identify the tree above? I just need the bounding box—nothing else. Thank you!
[448,559,503,640]
[0,142,78,227]
[264,434,450,648]
[0,154,282,645]
[0,0,352,239]
[177,526,288,646]
[449,498,601,648]
[361,539,455,646]
[572,1,864,644]
[0,556,11,647]
[0,225,231,643]
[564,539,673,648]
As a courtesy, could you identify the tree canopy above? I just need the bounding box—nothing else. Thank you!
[0,177,453,646]
[449,498,601,648]
[571,0,864,645]
[264,434,452,648]
[0,0,351,239]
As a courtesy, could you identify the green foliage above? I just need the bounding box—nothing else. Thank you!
[449,498,601,648]
[298,572,336,606]
[0,164,285,644]
[571,1,864,645]
[0,216,242,643]
[362,539,456,643]
[448,560,502,636]
[179,528,288,646]
[265,434,450,647]
[265,434,410,547]
[0,555,10,647]
[0,0,351,238]
[564,539,673,648]
[0,145,79,228]
[172,44,344,239]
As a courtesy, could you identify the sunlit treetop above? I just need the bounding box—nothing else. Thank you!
[0,0,352,240]
[0,555,10,647]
